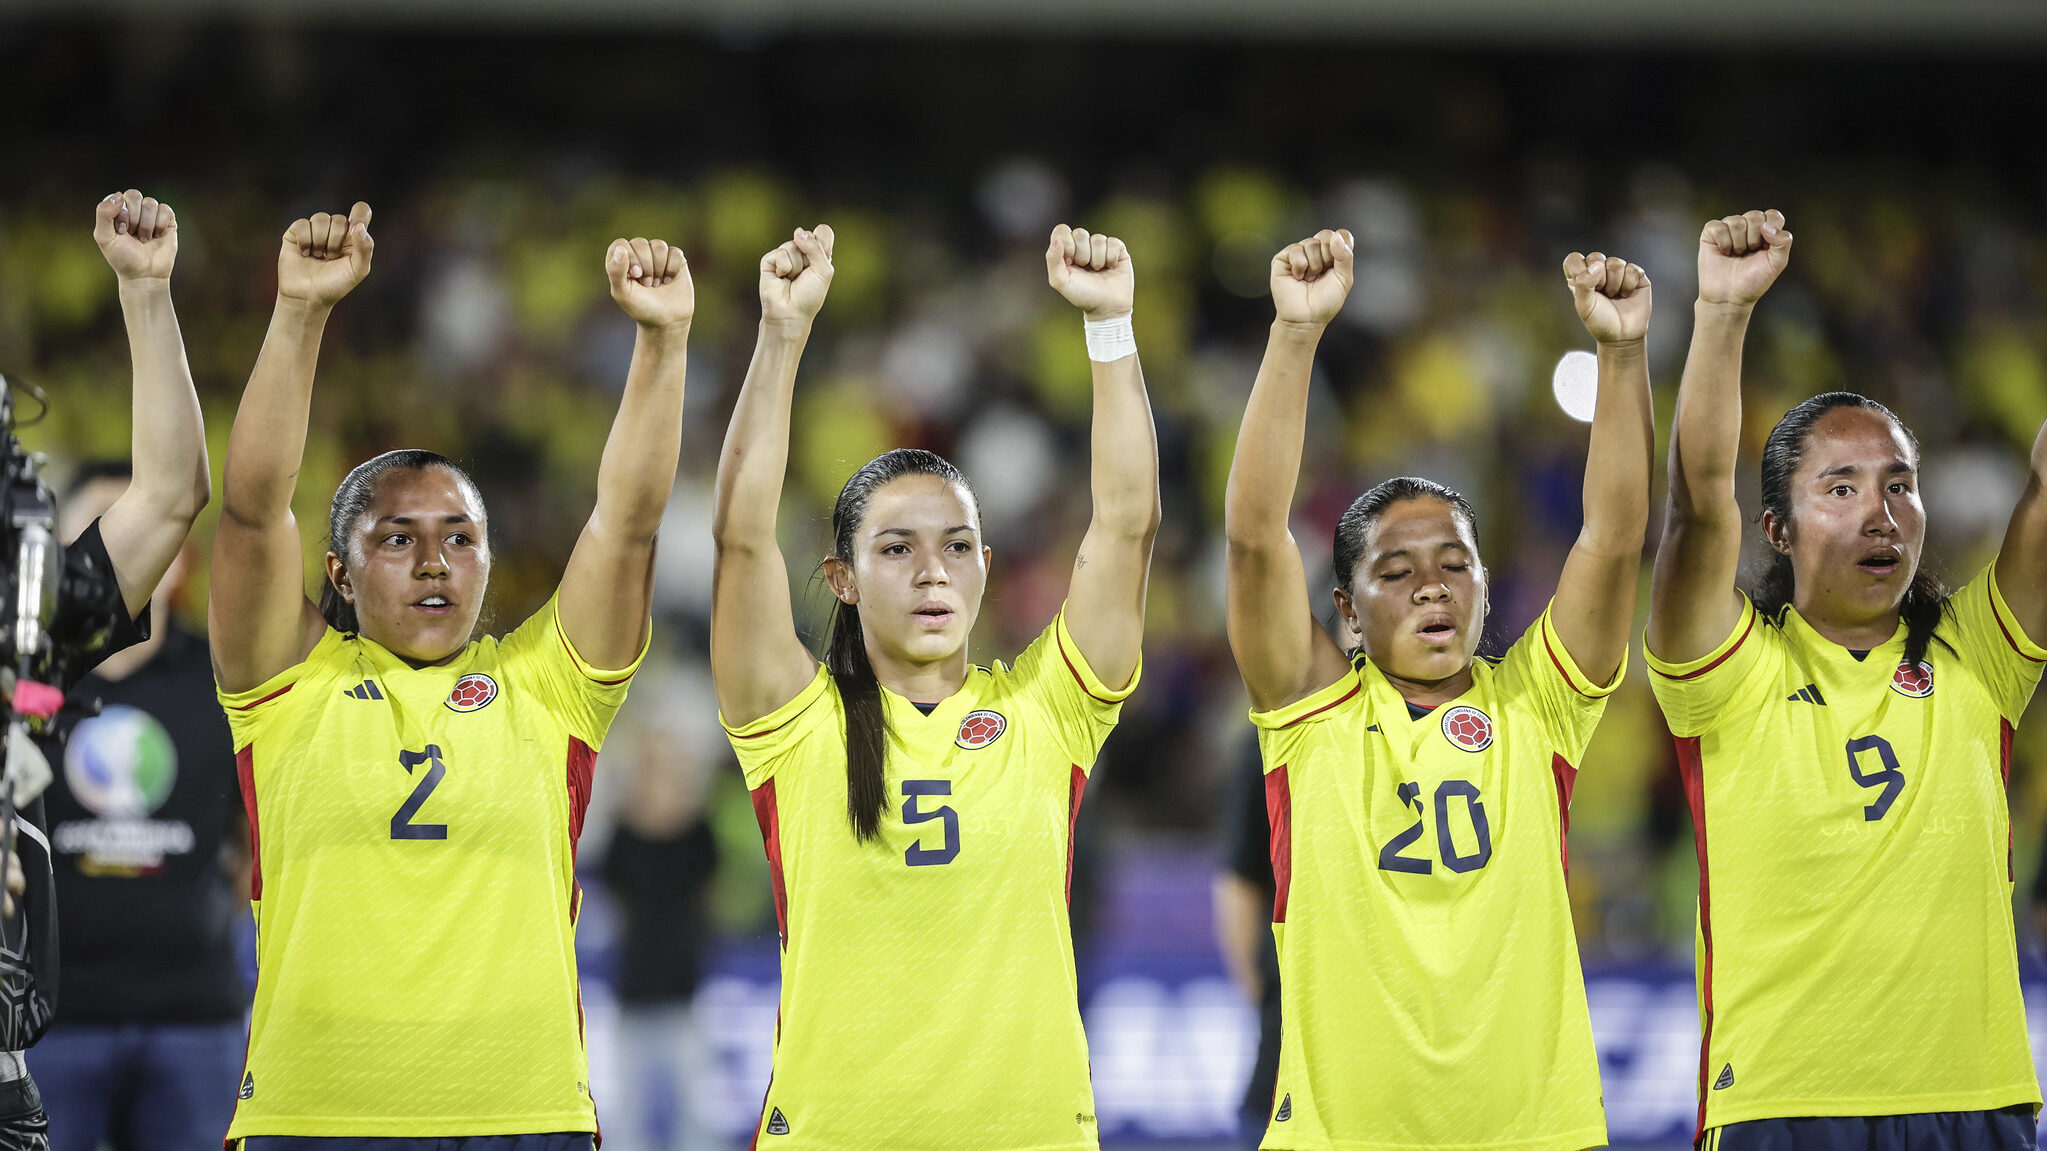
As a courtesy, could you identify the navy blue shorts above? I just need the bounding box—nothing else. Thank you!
[240,1130,597,1138]
[1705,1105,2037,1150]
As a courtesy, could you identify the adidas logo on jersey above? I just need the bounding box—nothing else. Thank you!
[765,1106,791,1135]
[1786,684,1826,704]
[1713,1063,1734,1090]
[343,680,384,700]
[1274,1093,1293,1121]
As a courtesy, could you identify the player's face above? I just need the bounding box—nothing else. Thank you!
[1339,497,1487,684]
[840,473,989,672]
[1777,406,1924,629]
[330,466,491,667]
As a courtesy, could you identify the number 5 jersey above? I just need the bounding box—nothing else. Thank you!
[1647,568,2043,1138]
[722,607,1136,1151]
[1251,603,1616,1151]
[216,594,643,1139]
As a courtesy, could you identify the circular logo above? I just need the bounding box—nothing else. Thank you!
[955,709,1007,750]
[446,673,499,713]
[1440,704,1495,752]
[1891,661,1934,698]
[65,704,178,817]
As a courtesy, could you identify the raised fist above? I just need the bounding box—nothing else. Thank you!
[1563,252,1652,345]
[279,202,374,308]
[607,236,694,329]
[1045,225,1133,321]
[760,226,835,328]
[1698,209,1792,308]
[1271,230,1354,328]
[95,190,179,282]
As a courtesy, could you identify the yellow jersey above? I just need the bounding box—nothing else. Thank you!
[218,594,644,1139]
[722,609,1134,1151]
[1250,605,1615,1151]
[1647,569,2043,1137]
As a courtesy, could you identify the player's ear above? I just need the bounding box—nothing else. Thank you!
[324,552,354,603]
[823,553,858,605]
[1761,509,1793,555]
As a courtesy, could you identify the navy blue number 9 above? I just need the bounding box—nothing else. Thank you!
[1845,735,1906,821]
[902,780,960,866]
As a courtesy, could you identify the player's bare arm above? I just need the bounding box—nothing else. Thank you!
[1550,252,1655,685]
[210,202,375,693]
[91,190,210,620]
[1226,229,1358,713]
[1046,225,1159,691]
[1648,209,1793,663]
[711,226,836,726]
[556,237,693,672]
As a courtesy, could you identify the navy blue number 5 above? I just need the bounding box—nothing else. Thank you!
[1845,735,1905,821]
[393,745,449,840]
[902,780,959,866]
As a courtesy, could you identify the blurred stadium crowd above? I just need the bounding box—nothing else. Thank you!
[6,24,2047,975]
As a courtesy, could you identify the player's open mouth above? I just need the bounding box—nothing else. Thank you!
[913,603,955,628]
[413,595,454,616]
[1417,614,1457,640]
[1857,551,1901,575]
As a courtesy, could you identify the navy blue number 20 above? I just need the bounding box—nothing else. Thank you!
[1378,779,1493,874]
[1845,734,1906,821]
[393,745,450,840]
[902,780,960,866]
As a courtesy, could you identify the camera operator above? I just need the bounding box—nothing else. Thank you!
[2,190,210,1151]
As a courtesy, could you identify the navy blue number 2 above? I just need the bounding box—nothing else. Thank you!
[1378,779,1493,874]
[902,780,959,866]
[393,745,450,840]
[1845,735,1906,821]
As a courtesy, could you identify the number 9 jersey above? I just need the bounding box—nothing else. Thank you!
[1251,603,1617,1151]
[1647,566,2044,1140]
[216,594,644,1140]
[722,607,1135,1151]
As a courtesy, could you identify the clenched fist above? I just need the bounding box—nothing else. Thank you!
[1271,229,1354,328]
[1563,252,1651,345]
[1699,209,1792,308]
[607,236,694,330]
[94,190,178,282]
[279,202,374,309]
[760,226,835,329]
[1046,225,1133,320]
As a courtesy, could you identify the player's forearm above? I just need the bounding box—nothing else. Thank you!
[118,278,209,522]
[1578,338,1654,554]
[1087,355,1161,542]
[221,298,330,525]
[1225,322,1321,550]
[711,324,807,549]
[1668,302,1751,525]
[593,324,689,541]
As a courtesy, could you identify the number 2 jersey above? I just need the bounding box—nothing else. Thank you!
[722,608,1135,1151]
[1251,604,1615,1151]
[1647,568,2043,1137]
[217,594,643,1139]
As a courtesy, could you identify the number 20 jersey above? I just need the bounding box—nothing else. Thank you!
[1647,568,2043,1136]
[722,609,1134,1151]
[1251,604,1615,1151]
[217,595,642,1139]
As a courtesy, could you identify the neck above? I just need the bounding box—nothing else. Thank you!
[1791,591,1901,651]
[868,647,971,705]
[1379,664,1474,709]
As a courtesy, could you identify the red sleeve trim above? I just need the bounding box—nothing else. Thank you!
[1993,607,2047,664]
[557,627,638,684]
[230,683,294,711]
[1540,627,1608,698]
[1651,611,1756,682]
[1265,766,1293,924]
[1274,683,1362,729]
[236,746,262,902]
[750,779,789,949]
[1054,626,1125,704]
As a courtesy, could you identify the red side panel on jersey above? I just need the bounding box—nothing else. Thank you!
[1266,766,1293,924]
[236,746,262,901]
[1550,754,1578,876]
[1675,735,1713,1144]
[566,738,598,926]
[1066,765,1088,904]
[751,780,789,948]
[2002,720,2017,882]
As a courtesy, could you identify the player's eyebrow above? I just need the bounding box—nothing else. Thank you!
[874,525,974,538]
[1814,462,1914,480]
[372,513,474,527]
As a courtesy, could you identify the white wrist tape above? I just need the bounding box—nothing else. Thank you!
[1084,313,1137,363]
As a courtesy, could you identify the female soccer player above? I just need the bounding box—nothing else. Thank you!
[1649,210,2040,1150]
[711,223,1158,1149]
[208,203,692,1148]
[1225,229,1653,1150]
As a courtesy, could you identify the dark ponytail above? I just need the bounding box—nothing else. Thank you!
[826,448,976,843]
[321,449,484,635]
[1752,392,1948,666]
